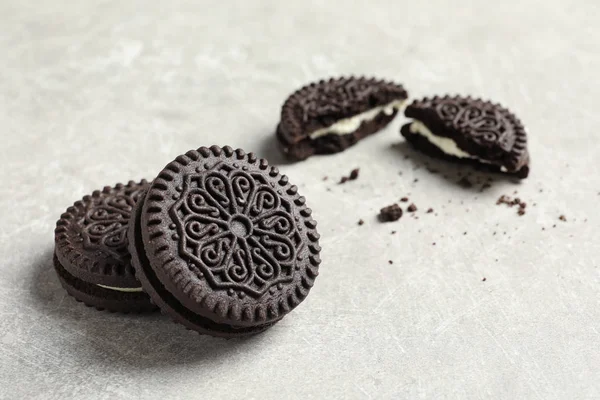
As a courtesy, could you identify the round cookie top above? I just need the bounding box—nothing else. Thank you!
[405,95,528,172]
[55,180,149,288]
[280,76,408,141]
[139,146,321,327]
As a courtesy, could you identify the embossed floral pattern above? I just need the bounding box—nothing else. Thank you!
[81,186,145,259]
[428,97,515,150]
[170,162,303,298]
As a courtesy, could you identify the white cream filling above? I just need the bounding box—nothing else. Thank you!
[308,99,406,140]
[97,284,144,293]
[409,120,507,172]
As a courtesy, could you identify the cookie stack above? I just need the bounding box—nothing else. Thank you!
[54,146,320,338]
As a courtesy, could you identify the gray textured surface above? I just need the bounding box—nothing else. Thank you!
[1,0,599,399]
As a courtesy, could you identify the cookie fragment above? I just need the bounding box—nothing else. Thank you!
[400,95,530,178]
[278,77,408,160]
[54,180,155,312]
[379,204,403,222]
[128,146,321,337]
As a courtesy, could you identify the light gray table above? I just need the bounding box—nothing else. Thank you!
[1,1,599,399]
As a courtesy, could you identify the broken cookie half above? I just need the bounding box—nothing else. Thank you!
[277,76,408,160]
[401,95,530,178]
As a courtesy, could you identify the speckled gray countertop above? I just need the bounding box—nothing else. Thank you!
[1,1,599,399]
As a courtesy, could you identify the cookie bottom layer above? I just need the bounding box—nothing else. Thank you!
[278,109,398,161]
[128,192,276,338]
[400,123,530,179]
[53,254,157,313]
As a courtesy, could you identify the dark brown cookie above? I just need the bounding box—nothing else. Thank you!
[54,180,155,312]
[400,95,529,178]
[278,77,408,160]
[128,146,321,337]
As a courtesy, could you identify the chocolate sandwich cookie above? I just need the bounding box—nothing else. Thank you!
[128,146,321,337]
[400,96,530,178]
[54,181,156,312]
[278,76,408,160]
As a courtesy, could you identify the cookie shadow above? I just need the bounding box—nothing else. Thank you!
[388,141,523,192]
[29,249,264,369]
[252,130,294,166]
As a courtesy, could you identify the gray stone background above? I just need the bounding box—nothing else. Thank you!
[1,0,599,399]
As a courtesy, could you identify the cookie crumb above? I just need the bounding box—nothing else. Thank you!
[559,215,567,222]
[357,219,364,226]
[432,242,436,246]
[388,260,393,265]
[391,230,396,235]
[322,176,328,181]
[400,197,409,202]
[407,203,417,212]
[426,208,433,214]
[497,194,528,216]
[339,168,360,184]
[379,204,403,222]
[482,277,487,282]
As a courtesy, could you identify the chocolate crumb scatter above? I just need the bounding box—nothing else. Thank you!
[426,208,433,214]
[497,194,527,216]
[559,215,567,222]
[553,224,557,228]
[379,204,403,222]
[388,260,393,265]
[407,204,417,212]
[322,176,328,181]
[391,230,396,235]
[482,277,487,282]
[357,219,364,226]
[400,197,409,202]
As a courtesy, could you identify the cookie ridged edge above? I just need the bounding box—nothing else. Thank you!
[54,180,149,288]
[140,145,321,327]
